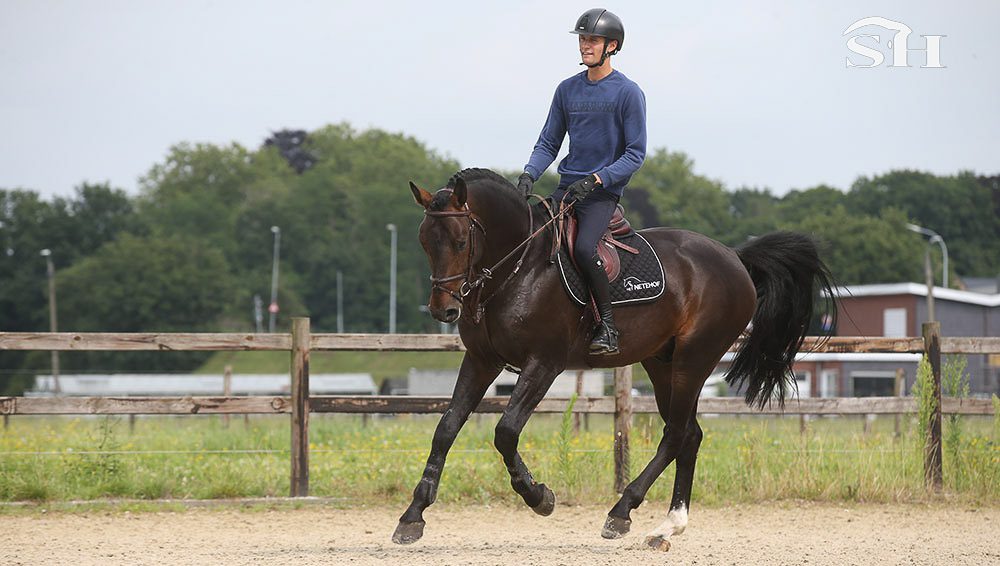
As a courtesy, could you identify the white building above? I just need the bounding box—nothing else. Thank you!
[406,368,606,397]
[31,373,377,396]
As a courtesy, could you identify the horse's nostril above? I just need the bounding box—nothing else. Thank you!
[445,308,460,321]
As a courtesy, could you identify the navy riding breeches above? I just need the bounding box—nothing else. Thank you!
[551,187,621,266]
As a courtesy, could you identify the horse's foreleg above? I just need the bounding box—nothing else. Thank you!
[493,361,562,515]
[393,354,499,544]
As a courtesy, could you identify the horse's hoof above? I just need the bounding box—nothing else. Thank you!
[601,515,631,539]
[530,484,556,516]
[392,520,425,545]
[645,535,671,552]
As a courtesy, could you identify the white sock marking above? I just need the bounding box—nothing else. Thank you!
[646,503,688,539]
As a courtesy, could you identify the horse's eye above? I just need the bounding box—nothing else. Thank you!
[456,240,468,251]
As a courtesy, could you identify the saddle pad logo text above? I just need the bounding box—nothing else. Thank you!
[623,276,660,293]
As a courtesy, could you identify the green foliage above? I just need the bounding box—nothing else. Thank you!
[0,184,142,391]
[3,121,998,382]
[848,171,1000,277]
[56,233,235,371]
[68,417,125,484]
[627,148,732,235]
[942,356,971,399]
[941,356,970,487]
[59,233,234,332]
[724,187,779,243]
[780,206,925,284]
[913,355,936,443]
[557,393,578,490]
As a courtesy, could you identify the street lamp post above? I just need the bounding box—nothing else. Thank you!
[907,223,949,324]
[269,226,281,333]
[336,270,344,333]
[386,223,397,334]
[906,223,948,288]
[39,249,60,394]
[253,294,264,333]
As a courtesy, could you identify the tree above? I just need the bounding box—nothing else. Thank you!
[264,129,318,174]
[780,206,925,285]
[724,187,779,244]
[626,149,733,236]
[0,184,145,392]
[273,124,460,332]
[56,234,235,370]
[847,170,1000,278]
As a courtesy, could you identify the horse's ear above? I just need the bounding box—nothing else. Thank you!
[452,177,468,207]
[409,181,433,208]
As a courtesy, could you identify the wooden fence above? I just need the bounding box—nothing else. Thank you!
[2,319,998,495]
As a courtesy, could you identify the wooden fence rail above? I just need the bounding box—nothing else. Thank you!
[2,319,999,496]
[3,332,999,354]
[3,394,993,416]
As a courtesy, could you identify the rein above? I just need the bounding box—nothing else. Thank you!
[424,193,574,323]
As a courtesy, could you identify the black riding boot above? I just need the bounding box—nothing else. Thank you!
[579,254,620,355]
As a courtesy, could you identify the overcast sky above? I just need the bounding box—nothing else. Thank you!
[1,1,997,199]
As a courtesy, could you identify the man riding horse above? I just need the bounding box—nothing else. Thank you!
[396,7,835,553]
[518,8,646,356]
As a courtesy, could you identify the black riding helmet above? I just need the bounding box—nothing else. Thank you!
[570,8,625,66]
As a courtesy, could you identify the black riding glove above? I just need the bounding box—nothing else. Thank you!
[567,175,601,199]
[517,172,534,197]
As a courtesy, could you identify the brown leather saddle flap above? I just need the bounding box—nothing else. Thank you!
[565,204,638,282]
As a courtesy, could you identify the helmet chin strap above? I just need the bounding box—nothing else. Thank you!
[580,39,610,68]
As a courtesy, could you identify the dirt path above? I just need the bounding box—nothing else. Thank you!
[2,502,998,565]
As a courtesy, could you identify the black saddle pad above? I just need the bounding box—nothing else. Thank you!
[556,232,665,306]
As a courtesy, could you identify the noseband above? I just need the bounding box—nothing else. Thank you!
[424,205,486,302]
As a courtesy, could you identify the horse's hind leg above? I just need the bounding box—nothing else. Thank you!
[393,353,499,544]
[602,353,708,552]
[643,414,702,552]
[493,360,563,515]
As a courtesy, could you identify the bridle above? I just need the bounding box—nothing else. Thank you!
[423,204,486,303]
[422,190,572,324]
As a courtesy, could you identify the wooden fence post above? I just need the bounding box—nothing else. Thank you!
[922,321,943,491]
[894,367,905,439]
[613,365,633,494]
[222,364,232,428]
[290,317,311,497]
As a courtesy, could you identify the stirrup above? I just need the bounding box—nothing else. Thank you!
[589,322,620,355]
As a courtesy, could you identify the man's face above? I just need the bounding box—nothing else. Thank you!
[579,34,612,66]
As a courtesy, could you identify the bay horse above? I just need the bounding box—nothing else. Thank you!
[394,168,834,551]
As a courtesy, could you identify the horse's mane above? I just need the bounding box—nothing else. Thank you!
[430,168,517,210]
[446,168,514,190]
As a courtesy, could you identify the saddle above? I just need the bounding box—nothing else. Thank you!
[561,203,639,282]
[547,200,666,308]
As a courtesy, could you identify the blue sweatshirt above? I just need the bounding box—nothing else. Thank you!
[524,69,647,197]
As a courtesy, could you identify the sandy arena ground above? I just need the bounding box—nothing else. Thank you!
[2,501,998,565]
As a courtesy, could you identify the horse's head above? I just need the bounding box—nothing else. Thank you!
[410,177,483,324]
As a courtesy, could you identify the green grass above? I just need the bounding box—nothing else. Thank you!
[197,350,465,383]
[2,412,998,507]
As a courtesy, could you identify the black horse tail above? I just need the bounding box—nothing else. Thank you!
[726,232,836,408]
